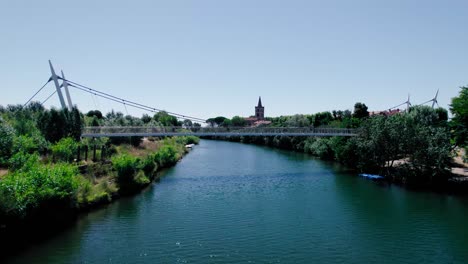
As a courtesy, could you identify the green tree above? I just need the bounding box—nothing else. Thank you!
[221,119,232,127]
[207,116,228,127]
[86,110,103,119]
[313,112,333,127]
[0,121,15,166]
[231,116,246,127]
[183,119,193,128]
[450,86,468,147]
[37,108,83,142]
[154,111,178,126]
[51,137,78,162]
[141,114,152,124]
[286,114,311,127]
[353,102,369,119]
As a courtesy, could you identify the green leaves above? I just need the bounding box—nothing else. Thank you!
[450,87,468,148]
[0,121,15,166]
[0,163,79,218]
[51,137,78,162]
[352,106,452,184]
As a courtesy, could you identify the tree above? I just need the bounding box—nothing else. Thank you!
[141,114,152,124]
[26,101,45,113]
[352,106,452,184]
[0,121,15,166]
[183,119,193,128]
[207,116,228,127]
[86,110,103,119]
[220,119,232,127]
[353,102,369,119]
[286,115,311,127]
[231,116,246,127]
[38,108,66,143]
[37,107,83,143]
[154,111,178,126]
[450,86,468,147]
[313,112,333,127]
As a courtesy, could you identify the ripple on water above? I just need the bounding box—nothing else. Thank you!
[6,140,468,264]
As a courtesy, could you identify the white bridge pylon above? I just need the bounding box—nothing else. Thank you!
[49,60,73,110]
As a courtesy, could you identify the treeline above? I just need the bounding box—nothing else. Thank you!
[206,102,370,128]
[207,87,468,188]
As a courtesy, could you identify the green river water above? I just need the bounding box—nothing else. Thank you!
[6,140,468,263]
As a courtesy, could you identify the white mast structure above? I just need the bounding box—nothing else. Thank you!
[49,60,67,110]
[61,70,73,110]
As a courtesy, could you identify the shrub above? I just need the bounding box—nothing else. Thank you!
[134,170,150,186]
[111,154,139,189]
[16,132,49,155]
[0,122,15,166]
[184,136,200,145]
[51,137,78,162]
[8,152,39,172]
[154,145,178,168]
[140,155,157,176]
[0,163,79,218]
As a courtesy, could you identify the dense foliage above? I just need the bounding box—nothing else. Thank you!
[0,103,199,225]
[0,120,15,166]
[450,87,468,153]
[208,104,454,187]
[0,163,79,219]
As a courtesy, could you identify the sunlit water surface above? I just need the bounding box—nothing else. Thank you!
[7,140,468,263]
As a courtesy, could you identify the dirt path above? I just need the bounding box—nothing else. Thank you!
[0,168,8,178]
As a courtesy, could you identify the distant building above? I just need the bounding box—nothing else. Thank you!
[245,97,271,126]
[369,109,401,116]
[255,97,264,120]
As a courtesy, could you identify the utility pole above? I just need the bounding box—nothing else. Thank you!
[61,70,73,110]
[49,60,67,110]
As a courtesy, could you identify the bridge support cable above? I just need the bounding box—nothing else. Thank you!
[61,77,207,123]
[23,78,52,107]
[41,90,57,105]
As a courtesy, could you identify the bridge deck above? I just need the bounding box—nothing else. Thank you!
[81,127,357,138]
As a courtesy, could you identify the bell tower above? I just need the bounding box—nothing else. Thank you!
[255,96,264,120]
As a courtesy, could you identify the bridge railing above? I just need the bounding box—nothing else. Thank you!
[82,126,357,136]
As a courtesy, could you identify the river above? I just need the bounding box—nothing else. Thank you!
[6,140,468,263]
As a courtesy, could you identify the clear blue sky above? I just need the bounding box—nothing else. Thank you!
[1,0,467,120]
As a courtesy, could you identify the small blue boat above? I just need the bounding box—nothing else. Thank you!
[359,173,385,180]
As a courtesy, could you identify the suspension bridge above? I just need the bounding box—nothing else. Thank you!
[81,126,357,138]
[23,61,441,138]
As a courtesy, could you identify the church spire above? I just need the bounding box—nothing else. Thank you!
[257,96,263,108]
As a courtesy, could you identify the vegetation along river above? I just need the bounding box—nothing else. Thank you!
[7,140,468,263]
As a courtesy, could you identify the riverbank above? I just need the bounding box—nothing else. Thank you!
[202,135,468,194]
[0,136,199,261]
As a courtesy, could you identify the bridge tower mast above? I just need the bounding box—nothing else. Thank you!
[61,70,73,110]
[49,60,67,110]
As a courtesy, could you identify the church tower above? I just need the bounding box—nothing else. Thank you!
[255,96,265,120]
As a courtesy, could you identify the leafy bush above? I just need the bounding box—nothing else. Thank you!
[154,145,178,168]
[0,163,79,218]
[0,121,15,166]
[306,138,334,160]
[111,154,139,189]
[51,137,78,162]
[184,136,200,145]
[12,134,49,154]
[140,155,157,176]
[8,152,39,172]
[134,170,150,185]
